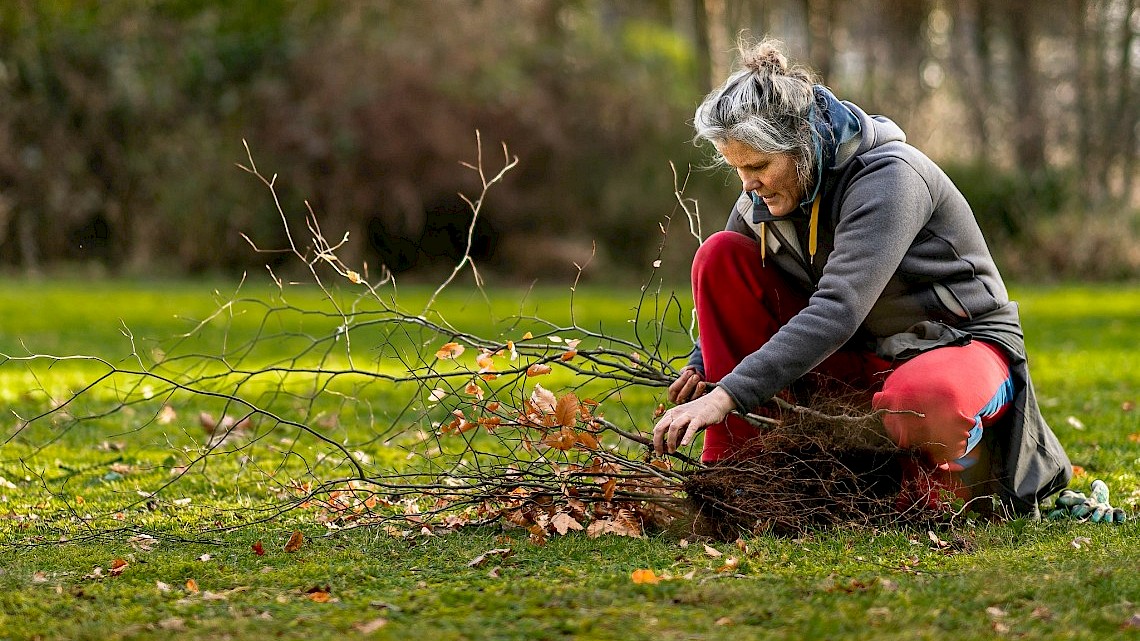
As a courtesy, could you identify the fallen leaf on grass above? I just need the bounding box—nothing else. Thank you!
[158,618,185,631]
[128,534,158,551]
[156,581,171,592]
[353,619,388,633]
[716,558,739,573]
[551,512,584,535]
[703,544,723,558]
[1122,401,1134,412]
[32,571,48,583]
[467,548,512,568]
[185,579,199,594]
[715,617,733,626]
[0,476,16,490]
[306,585,333,603]
[927,530,949,549]
[985,606,1007,618]
[1124,613,1140,629]
[1070,536,1091,549]
[284,530,303,553]
[1030,606,1053,621]
[631,569,661,585]
[1072,465,1086,476]
[1128,433,1140,443]
[1066,416,1085,430]
[197,554,212,562]
[251,541,265,556]
[110,559,128,576]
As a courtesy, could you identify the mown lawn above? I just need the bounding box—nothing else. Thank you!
[1,278,1138,641]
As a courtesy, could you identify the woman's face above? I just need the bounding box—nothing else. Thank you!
[716,139,803,217]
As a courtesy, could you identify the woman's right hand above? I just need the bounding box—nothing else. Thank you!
[668,367,708,404]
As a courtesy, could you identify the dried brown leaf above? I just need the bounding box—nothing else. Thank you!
[630,569,660,584]
[185,578,199,594]
[434,342,465,360]
[555,393,579,428]
[551,512,584,535]
[576,431,600,450]
[467,548,512,567]
[601,477,617,501]
[284,530,304,553]
[542,428,578,451]
[526,364,552,377]
[110,559,128,576]
[529,385,557,414]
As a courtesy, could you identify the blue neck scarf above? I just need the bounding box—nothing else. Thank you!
[801,85,861,208]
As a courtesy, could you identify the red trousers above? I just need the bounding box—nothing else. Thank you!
[692,231,1012,477]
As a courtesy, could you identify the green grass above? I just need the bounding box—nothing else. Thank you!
[1,278,1139,640]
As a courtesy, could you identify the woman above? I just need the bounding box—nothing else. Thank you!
[651,40,1070,516]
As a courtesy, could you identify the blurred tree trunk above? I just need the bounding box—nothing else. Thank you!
[1114,0,1136,203]
[863,1,928,122]
[1092,1,1110,197]
[1005,0,1046,174]
[1075,0,1094,203]
[693,0,713,90]
[951,0,993,164]
[692,0,731,91]
[804,0,836,81]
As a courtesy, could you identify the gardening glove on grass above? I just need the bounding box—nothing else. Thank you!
[1047,479,1127,523]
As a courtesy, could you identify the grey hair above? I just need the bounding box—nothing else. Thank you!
[694,39,818,197]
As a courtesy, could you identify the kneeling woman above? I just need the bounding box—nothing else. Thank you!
[652,40,1070,516]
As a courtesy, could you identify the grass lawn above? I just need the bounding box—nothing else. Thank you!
[1,278,1138,640]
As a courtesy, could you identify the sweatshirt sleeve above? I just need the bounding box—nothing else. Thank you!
[716,158,934,411]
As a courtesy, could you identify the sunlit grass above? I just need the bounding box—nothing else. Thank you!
[0,278,1137,640]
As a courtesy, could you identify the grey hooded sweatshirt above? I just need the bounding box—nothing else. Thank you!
[687,87,1071,515]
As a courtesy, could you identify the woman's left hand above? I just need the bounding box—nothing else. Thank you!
[652,387,737,455]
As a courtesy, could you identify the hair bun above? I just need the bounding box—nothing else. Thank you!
[741,44,788,76]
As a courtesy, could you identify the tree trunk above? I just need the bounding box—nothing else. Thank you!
[1114,0,1137,203]
[804,0,836,81]
[1006,0,1046,173]
[951,0,993,164]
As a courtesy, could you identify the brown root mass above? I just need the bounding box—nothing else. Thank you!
[679,394,924,540]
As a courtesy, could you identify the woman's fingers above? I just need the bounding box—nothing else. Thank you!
[668,369,705,404]
[652,388,735,455]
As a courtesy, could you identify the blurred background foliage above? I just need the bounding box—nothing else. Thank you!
[0,0,1138,282]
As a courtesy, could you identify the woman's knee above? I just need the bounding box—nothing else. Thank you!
[873,361,978,462]
[874,343,1014,463]
[693,231,760,277]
